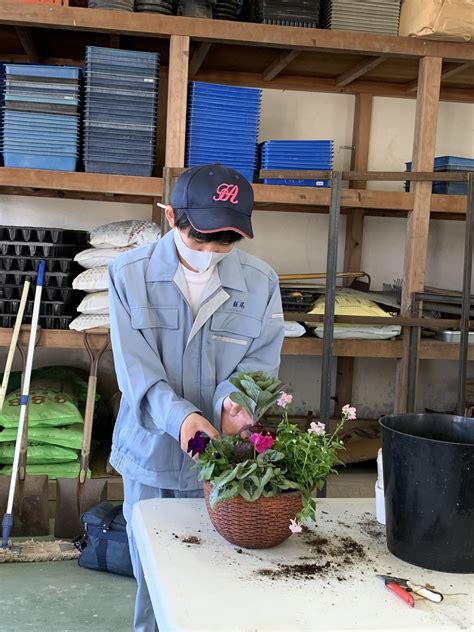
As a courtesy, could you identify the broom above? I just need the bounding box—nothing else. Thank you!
[0,268,79,563]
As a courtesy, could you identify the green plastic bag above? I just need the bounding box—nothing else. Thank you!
[0,371,22,397]
[0,461,91,480]
[0,376,84,429]
[0,424,84,451]
[0,443,78,465]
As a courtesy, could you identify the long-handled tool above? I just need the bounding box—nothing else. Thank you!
[278,271,371,292]
[1,264,49,547]
[0,280,30,413]
[54,331,109,539]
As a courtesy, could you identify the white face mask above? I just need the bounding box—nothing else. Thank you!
[173,228,231,273]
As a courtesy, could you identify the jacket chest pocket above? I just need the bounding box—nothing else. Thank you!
[210,311,262,347]
[131,306,179,330]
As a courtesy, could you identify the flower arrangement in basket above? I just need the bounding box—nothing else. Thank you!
[188,371,356,549]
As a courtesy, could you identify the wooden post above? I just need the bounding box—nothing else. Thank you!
[394,56,443,412]
[335,93,373,416]
[165,35,190,168]
[155,66,169,177]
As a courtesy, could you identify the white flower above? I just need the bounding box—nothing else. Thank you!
[308,421,326,436]
[342,404,357,420]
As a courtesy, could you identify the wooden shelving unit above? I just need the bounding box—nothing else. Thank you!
[0,2,473,414]
[2,327,473,362]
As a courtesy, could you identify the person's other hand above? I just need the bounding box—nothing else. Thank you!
[221,396,254,435]
[180,412,219,455]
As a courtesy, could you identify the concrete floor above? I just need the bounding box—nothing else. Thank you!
[0,462,377,632]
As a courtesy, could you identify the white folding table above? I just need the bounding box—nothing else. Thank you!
[132,497,473,631]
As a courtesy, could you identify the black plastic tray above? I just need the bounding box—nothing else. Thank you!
[0,298,72,316]
[0,242,82,258]
[0,271,73,288]
[0,314,73,330]
[0,256,73,273]
[280,289,317,313]
[0,226,89,244]
[0,284,73,302]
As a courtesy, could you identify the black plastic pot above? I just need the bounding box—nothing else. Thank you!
[379,413,474,573]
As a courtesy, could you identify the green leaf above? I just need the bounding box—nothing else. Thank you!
[241,378,261,401]
[260,466,274,487]
[236,461,258,479]
[214,467,239,487]
[229,392,256,418]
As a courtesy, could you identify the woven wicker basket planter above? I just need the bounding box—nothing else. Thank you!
[204,481,302,549]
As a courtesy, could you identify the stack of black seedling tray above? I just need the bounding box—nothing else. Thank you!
[213,0,242,20]
[89,0,134,11]
[244,0,321,27]
[0,226,88,330]
[135,0,174,13]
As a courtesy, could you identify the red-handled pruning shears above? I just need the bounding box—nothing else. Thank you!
[377,575,444,608]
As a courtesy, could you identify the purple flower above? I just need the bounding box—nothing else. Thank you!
[289,519,302,534]
[250,432,274,453]
[277,391,293,409]
[187,431,211,457]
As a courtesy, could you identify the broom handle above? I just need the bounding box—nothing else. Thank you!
[0,281,30,413]
[279,271,366,281]
[6,263,45,515]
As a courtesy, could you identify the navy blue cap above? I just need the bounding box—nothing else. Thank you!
[170,163,254,239]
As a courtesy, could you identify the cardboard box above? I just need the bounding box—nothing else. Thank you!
[399,0,474,42]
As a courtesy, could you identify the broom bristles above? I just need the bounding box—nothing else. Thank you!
[0,540,79,563]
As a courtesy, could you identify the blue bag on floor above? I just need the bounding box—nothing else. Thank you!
[75,501,134,577]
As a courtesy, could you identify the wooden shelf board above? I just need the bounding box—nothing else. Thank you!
[0,4,473,102]
[0,168,467,216]
[1,4,472,60]
[0,168,163,202]
[283,337,474,360]
[0,329,471,361]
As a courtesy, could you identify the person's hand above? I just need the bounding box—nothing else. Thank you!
[221,396,254,435]
[180,412,219,455]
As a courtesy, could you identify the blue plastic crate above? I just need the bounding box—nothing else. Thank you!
[432,181,468,195]
[5,64,81,80]
[84,160,154,177]
[4,152,77,171]
[262,178,329,187]
[434,155,474,170]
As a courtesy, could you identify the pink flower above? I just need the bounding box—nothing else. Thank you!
[250,433,274,453]
[342,404,357,421]
[289,519,302,534]
[277,391,293,408]
[308,421,326,436]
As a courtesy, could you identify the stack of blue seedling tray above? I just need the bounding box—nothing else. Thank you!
[405,156,474,195]
[259,140,334,186]
[83,47,160,177]
[2,64,81,171]
[0,64,5,166]
[0,226,88,330]
[186,82,262,182]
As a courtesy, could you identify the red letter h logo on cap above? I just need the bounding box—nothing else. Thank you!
[213,183,239,205]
